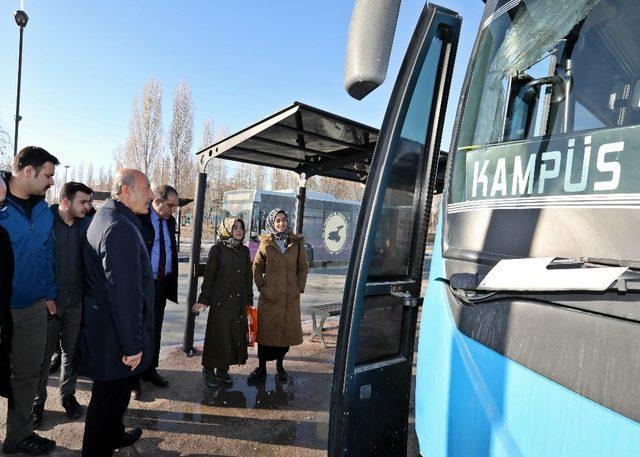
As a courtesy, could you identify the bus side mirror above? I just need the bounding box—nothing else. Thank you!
[344,0,402,100]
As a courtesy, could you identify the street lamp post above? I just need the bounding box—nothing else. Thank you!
[13,8,29,157]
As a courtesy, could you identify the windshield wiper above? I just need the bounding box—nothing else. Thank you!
[448,257,636,294]
[581,257,640,270]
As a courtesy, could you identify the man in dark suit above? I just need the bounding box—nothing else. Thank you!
[136,184,179,395]
[79,169,155,456]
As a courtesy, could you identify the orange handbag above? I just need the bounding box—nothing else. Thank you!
[246,305,258,347]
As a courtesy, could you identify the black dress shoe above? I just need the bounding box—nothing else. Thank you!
[276,366,288,382]
[202,368,217,388]
[31,403,44,429]
[2,433,56,455]
[145,370,169,387]
[61,394,83,419]
[114,427,142,449]
[247,366,267,385]
[215,369,233,385]
[132,380,142,400]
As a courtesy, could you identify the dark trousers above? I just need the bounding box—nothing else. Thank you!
[35,302,82,405]
[6,301,47,441]
[81,377,133,457]
[147,279,167,373]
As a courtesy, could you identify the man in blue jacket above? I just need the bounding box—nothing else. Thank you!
[79,168,155,456]
[0,146,59,455]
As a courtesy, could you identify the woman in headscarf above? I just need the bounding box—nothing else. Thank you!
[193,216,253,386]
[249,208,308,384]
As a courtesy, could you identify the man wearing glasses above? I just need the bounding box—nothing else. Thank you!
[134,184,180,398]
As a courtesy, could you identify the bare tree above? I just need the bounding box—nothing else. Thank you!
[168,81,194,196]
[85,163,94,187]
[307,175,364,201]
[156,152,171,187]
[201,119,215,149]
[0,123,11,171]
[202,119,228,203]
[231,163,253,190]
[95,165,106,191]
[253,165,267,189]
[76,162,84,183]
[124,78,163,180]
[270,168,299,191]
[113,144,125,170]
[215,123,230,143]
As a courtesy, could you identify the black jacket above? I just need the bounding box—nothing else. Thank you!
[50,205,91,310]
[0,225,14,400]
[79,199,155,382]
[140,208,179,302]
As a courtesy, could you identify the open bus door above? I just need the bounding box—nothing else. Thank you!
[329,4,460,456]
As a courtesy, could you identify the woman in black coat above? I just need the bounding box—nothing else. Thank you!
[193,217,253,387]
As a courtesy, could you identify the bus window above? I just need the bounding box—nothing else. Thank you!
[367,35,444,280]
[449,0,640,228]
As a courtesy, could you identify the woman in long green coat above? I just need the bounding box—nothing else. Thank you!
[193,217,254,386]
[249,208,308,384]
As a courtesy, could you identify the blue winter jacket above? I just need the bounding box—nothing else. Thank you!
[0,174,57,308]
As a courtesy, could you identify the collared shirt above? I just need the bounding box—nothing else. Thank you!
[150,209,172,280]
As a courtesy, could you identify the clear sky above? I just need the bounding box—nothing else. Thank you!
[0,1,484,173]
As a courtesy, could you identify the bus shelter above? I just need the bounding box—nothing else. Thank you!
[182,102,380,353]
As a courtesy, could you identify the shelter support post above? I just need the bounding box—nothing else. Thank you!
[295,173,306,234]
[183,171,207,355]
[176,207,182,250]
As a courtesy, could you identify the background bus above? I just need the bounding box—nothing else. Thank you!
[223,188,360,265]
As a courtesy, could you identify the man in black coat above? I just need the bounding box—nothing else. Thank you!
[32,182,94,428]
[79,169,155,456]
[0,176,14,404]
[136,184,179,394]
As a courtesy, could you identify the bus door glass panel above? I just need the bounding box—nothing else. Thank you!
[355,34,444,365]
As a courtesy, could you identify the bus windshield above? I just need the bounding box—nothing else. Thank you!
[446,0,640,263]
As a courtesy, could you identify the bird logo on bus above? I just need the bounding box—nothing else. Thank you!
[323,212,349,255]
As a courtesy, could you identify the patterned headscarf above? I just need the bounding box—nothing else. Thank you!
[218,216,245,250]
[265,208,290,241]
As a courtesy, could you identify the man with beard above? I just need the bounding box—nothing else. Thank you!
[80,169,155,456]
[0,146,59,455]
[32,182,94,428]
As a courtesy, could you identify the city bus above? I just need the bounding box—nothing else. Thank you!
[330,0,640,456]
[222,188,360,264]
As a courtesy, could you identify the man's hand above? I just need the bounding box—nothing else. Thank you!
[45,300,56,315]
[122,352,142,371]
[192,303,207,315]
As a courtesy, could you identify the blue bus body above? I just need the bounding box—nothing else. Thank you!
[416,214,640,456]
